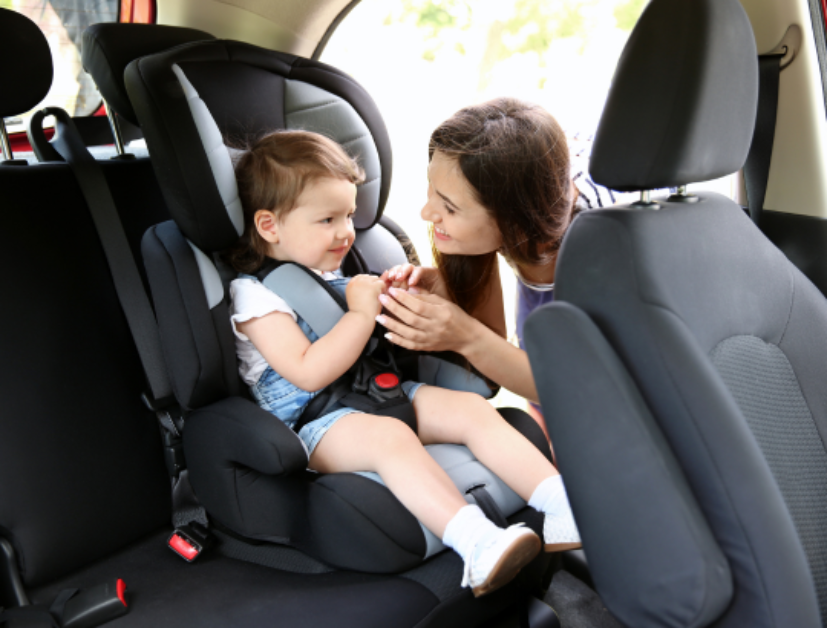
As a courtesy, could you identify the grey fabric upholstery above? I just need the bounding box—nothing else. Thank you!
[125,39,393,252]
[284,79,381,229]
[525,301,732,628]
[589,0,758,191]
[522,0,827,624]
[710,335,827,617]
[549,195,824,627]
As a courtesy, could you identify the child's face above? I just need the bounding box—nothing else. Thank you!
[260,176,358,272]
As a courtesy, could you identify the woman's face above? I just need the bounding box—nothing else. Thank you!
[420,151,502,256]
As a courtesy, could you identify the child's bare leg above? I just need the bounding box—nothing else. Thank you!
[414,386,558,501]
[309,411,541,594]
[414,386,581,552]
[309,412,468,537]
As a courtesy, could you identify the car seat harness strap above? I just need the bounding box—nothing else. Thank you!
[255,259,418,434]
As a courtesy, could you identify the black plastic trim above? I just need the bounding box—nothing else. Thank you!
[762,209,827,297]
[0,537,29,607]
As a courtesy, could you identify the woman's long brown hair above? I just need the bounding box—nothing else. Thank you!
[429,98,575,315]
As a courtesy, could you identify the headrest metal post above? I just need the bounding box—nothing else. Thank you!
[0,118,26,166]
[630,189,660,210]
[667,185,700,204]
[104,100,127,156]
[0,117,13,160]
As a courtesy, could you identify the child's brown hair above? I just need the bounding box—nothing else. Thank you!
[224,130,365,274]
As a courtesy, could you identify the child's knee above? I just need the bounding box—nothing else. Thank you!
[368,414,420,452]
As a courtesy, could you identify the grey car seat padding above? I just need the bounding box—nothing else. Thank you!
[552,197,824,628]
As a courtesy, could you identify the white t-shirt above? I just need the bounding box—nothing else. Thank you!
[229,272,339,386]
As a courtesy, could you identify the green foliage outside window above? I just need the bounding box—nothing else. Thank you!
[390,0,646,90]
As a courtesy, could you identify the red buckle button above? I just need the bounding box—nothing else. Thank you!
[375,373,399,389]
[116,579,128,607]
[169,533,199,561]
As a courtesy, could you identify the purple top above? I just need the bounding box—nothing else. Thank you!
[516,281,555,413]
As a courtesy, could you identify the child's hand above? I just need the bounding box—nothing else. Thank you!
[381,264,443,296]
[346,274,386,320]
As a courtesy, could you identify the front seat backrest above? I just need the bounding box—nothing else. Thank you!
[528,0,824,626]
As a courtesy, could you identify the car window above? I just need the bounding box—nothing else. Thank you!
[323,0,734,409]
[1,0,119,134]
[323,0,734,261]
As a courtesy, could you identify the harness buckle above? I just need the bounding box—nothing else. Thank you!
[368,372,403,403]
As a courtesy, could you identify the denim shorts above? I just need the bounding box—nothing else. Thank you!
[297,380,424,455]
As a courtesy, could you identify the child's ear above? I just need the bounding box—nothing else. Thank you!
[254,209,279,243]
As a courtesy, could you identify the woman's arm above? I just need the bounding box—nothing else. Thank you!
[377,288,539,403]
[238,309,375,392]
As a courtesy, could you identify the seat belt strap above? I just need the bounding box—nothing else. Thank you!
[37,108,209,537]
[744,54,783,226]
[34,107,173,406]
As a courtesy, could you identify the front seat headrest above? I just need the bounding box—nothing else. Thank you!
[0,8,53,118]
[82,23,215,127]
[589,0,759,191]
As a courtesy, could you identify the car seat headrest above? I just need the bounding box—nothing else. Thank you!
[82,23,215,127]
[589,0,759,191]
[125,39,392,252]
[0,8,53,118]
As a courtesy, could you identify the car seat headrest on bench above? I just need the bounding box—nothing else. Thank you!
[589,0,759,191]
[81,23,216,128]
[0,9,52,119]
[0,8,52,163]
[125,39,392,252]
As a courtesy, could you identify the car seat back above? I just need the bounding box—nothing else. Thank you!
[526,0,824,626]
[0,8,173,590]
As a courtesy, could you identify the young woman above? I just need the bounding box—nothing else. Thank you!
[224,129,581,598]
[379,98,607,418]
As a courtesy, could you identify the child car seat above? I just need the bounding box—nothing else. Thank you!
[94,33,555,574]
[0,14,556,627]
[526,0,826,626]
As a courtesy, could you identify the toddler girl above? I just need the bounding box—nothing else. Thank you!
[225,130,580,597]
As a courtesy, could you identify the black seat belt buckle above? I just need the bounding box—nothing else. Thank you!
[162,432,186,479]
[61,579,129,628]
[168,523,214,562]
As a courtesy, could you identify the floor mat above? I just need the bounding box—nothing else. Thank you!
[482,570,622,628]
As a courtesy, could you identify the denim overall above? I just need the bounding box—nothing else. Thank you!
[241,273,358,453]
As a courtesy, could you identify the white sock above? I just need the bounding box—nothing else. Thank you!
[442,504,499,563]
[528,475,569,517]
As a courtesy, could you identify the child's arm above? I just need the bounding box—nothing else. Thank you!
[238,275,386,392]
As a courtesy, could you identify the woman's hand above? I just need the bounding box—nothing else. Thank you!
[376,287,475,353]
[346,274,386,321]
[381,264,446,297]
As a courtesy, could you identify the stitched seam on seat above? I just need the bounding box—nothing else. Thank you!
[341,133,370,146]
[286,100,340,115]
[646,303,777,626]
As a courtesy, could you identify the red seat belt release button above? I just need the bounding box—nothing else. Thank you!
[169,533,199,561]
[167,522,213,563]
